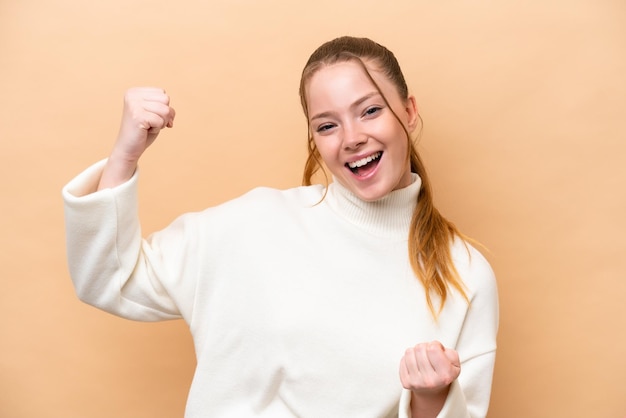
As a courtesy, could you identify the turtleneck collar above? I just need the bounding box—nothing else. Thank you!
[324,173,422,238]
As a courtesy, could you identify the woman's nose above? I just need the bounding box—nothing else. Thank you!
[342,124,367,150]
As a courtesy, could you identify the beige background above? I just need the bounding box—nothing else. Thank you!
[1,0,625,417]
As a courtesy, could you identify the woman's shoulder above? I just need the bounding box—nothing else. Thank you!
[167,184,328,240]
[243,184,326,206]
[198,183,326,220]
[451,238,498,299]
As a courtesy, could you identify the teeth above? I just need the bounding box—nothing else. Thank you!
[348,152,381,169]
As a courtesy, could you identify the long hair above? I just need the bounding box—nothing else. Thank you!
[299,36,469,316]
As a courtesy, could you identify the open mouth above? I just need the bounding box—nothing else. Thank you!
[346,151,382,176]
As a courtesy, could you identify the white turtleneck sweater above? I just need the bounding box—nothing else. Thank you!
[63,160,498,418]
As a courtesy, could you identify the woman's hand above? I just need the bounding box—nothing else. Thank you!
[399,341,460,417]
[98,87,176,190]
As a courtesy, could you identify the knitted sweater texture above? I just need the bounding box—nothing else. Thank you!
[63,160,498,418]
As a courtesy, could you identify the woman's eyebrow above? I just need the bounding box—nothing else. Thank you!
[310,91,381,121]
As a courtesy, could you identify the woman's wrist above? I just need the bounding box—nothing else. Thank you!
[97,153,138,190]
[410,385,450,418]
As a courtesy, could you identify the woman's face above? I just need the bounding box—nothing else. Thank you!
[305,60,418,202]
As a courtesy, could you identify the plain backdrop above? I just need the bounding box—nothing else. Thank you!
[1,0,625,417]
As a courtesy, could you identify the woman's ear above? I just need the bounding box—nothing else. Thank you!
[405,95,419,132]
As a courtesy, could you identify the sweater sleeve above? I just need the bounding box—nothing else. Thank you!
[62,159,195,322]
[398,247,499,418]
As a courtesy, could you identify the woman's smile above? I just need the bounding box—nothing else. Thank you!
[346,151,382,176]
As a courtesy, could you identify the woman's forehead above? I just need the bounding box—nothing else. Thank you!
[308,60,387,91]
[305,61,395,107]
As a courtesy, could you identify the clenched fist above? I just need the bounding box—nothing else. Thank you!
[115,87,175,162]
[98,87,176,190]
[399,341,460,416]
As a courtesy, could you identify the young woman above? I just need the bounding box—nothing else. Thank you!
[63,36,498,418]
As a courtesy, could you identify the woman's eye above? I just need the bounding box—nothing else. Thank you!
[364,106,382,117]
[316,124,334,133]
